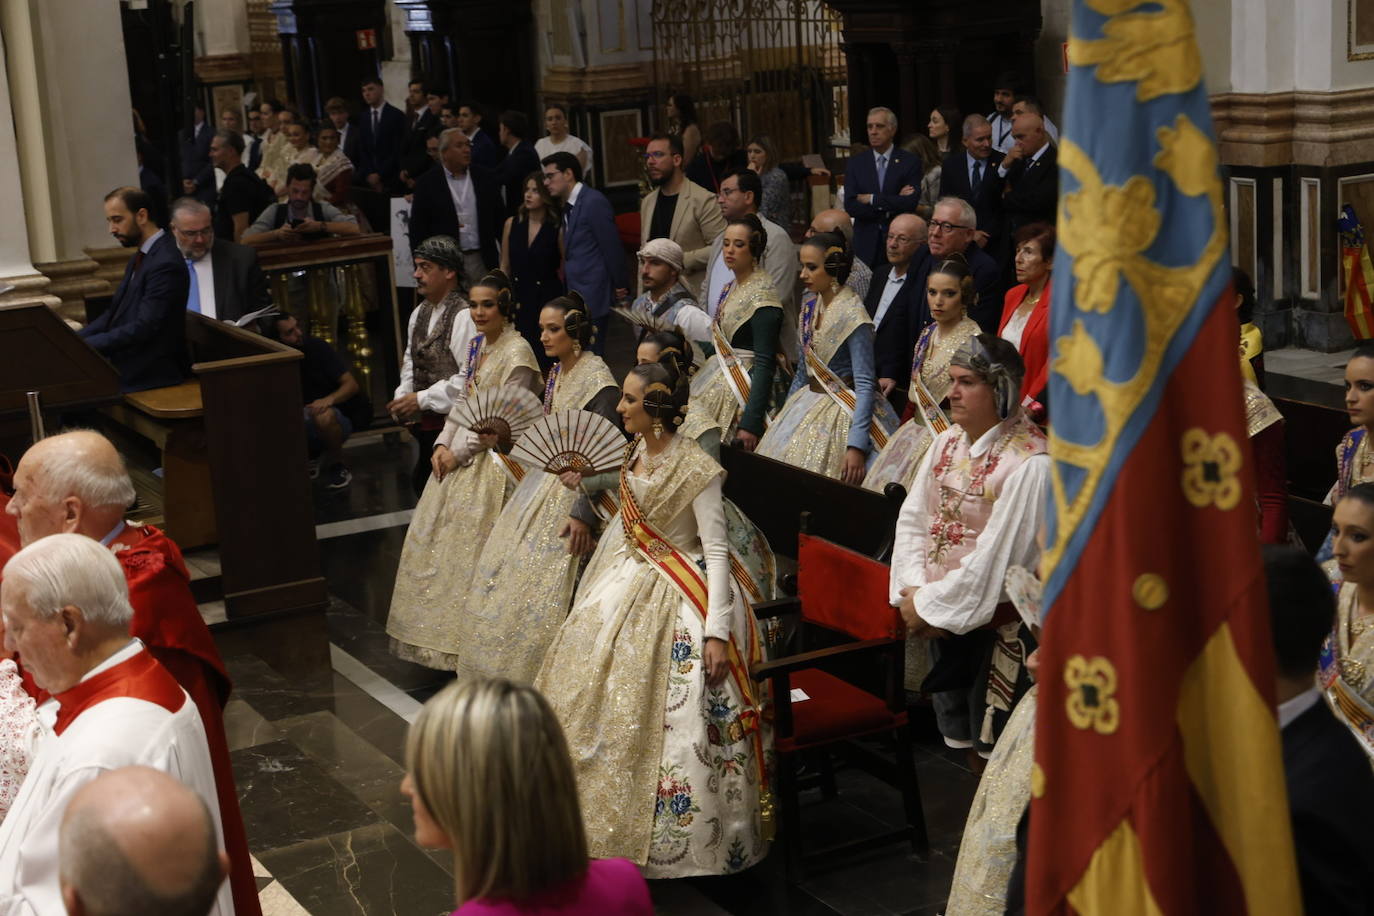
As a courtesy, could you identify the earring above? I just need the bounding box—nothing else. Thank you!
[652,417,664,439]
[572,341,582,356]
[830,280,840,295]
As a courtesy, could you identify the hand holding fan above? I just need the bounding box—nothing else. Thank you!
[450,386,543,451]
[508,409,627,474]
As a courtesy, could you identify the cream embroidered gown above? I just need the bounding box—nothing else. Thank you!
[536,433,771,878]
[386,330,541,669]
[1324,583,1374,762]
[457,354,621,684]
[865,315,980,494]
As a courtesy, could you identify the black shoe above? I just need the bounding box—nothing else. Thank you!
[325,465,352,489]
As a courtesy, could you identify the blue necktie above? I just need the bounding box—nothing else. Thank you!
[876,153,887,190]
[971,160,983,194]
[186,259,201,313]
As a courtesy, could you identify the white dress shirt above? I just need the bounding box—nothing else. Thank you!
[989,112,1060,154]
[445,169,480,251]
[395,302,477,414]
[873,268,906,327]
[189,253,218,319]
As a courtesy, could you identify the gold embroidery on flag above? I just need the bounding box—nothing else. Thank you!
[1180,429,1242,511]
[1068,0,1202,101]
[1064,655,1121,735]
[1132,573,1168,610]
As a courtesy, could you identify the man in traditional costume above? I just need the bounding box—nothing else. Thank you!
[386,235,478,496]
[5,430,257,916]
[0,534,232,915]
[629,238,712,348]
[889,334,1049,756]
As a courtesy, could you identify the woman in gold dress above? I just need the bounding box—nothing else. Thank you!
[865,253,982,494]
[756,232,898,482]
[1323,483,1374,761]
[680,215,783,450]
[386,271,542,669]
[536,358,771,877]
[457,293,622,684]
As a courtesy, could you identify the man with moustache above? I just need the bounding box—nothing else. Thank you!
[637,133,725,298]
[628,238,712,346]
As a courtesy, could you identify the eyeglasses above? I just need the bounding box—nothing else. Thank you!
[886,234,923,245]
[928,220,971,233]
[644,151,670,160]
[719,187,741,197]
[176,227,213,238]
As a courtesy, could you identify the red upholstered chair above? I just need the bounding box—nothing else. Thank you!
[752,516,928,877]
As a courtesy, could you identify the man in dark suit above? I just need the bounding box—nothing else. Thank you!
[357,77,407,193]
[169,197,271,324]
[939,114,1005,248]
[178,104,215,206]
[541,151,627,353]
[324,97,360,166]
[80,187,190,392]
[244,108,266,173]
[408,129,502,287]
[1262,546,1374,915]
[997,114,1058,238]
[865,213,928,407]
[843,106,923,269]
[400,82,445,188]
[495,110,542,219]
[457,100,503,170]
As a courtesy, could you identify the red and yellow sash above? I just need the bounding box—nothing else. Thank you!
[909,371,951,436]
[803,346,889,450]
[711,322,767,429]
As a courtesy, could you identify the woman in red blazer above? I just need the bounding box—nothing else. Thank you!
[998,222,1055,415]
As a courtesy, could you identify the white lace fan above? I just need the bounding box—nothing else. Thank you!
[450,385,543,449]
[509,409,627,474]
[613,306,678,335]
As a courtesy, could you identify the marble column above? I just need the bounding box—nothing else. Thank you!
[0,25,57,311]
[1,0,139,318]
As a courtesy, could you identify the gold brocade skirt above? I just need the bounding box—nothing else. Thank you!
[754,389,850,480]
[457,470,584,683]
[386,453,512,670]
[863,419,934,495]
[681,351,754,444]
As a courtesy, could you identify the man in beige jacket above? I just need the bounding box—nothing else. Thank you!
[639,132,726,298]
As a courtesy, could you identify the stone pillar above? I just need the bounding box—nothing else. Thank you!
[1,0,138,318]
[0,26,57,311]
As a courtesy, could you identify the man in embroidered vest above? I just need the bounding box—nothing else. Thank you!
[386,235,478,496]
[4,430,258,916]
[0,535,232,915]
[889,334,1049,759]
[630,239,711,348]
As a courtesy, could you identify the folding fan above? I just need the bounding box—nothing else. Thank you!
[451,385,543,449]
[508,409,627,474]
[612,306,679,335]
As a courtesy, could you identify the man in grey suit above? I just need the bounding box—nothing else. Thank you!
[541,151,627,353]
[168,198,271,323]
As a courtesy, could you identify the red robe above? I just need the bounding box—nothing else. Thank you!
[108,525,262,916]
[0,494,18,569]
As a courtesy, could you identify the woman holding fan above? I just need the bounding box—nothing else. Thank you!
[536,354,771,877]
[387,270,543,670]
[756,232,898,483]
[864,254,982,494]
[680,215,783,449]
[458,293,623,684]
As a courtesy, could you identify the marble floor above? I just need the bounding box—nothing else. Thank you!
[205,434,983,916]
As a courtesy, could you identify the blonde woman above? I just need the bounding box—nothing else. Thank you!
[402,678,652,915]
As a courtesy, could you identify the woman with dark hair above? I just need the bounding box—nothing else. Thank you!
[1317,343,1374,576]
[900,133,943,220]
[757,232,898,483]
[537,351,772,877]
[928,106,961,156]
[387,270,542,670]
[999,222,1055,411]
[1323,483,1374,761]
[667,93,701,164]
[680,215,783,451]
[501,172,565,371]
[459,293,622,684]
[745,134,789,227]
[1235,267,1264,387]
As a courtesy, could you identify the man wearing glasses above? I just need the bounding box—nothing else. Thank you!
[898,197,1002,359]
[638,133,725,298]
[169,197,272,324]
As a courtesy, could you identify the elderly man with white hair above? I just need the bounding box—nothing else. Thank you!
[0,534,233,915]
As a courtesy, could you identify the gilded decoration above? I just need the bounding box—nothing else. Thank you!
[1042,0,1228,590]
[1131,573,1168,610]
[1180,429,1242,511]
[1031,762,1046,799]
[1064,655,1121,735]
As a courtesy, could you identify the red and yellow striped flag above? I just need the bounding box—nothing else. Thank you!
[1340,204,1374,340]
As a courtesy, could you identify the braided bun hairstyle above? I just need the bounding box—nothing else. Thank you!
[801,231,852,285]
[629,348,690,432]
[473,268,517,320]
[726,213,767,263]
[929,250,978,313]
[545,291,595,349]
[640,328,694,378]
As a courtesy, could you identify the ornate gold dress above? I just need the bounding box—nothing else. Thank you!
[386,330,541,669]
[680,271,783,444]
[756,287,899,479]
[1321,584,1374,762]
[865,316,980,495]
[536,433,770,877]
[946,685,1037,915]
[457,354,620,683]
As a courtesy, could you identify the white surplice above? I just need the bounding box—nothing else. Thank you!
[0,640,232,916]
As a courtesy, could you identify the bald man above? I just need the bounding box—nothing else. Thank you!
[806,209,873,302]
[865,213,929,401]
[5,431,259,916]
[60,766,228,916]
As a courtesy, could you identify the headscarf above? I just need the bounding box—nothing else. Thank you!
[414,235,465,272]
[637,238,685,274]
[950,334,1022,420]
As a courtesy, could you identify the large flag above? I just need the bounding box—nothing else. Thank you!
[1027,0,1302,912]
[1340,204,1374,340]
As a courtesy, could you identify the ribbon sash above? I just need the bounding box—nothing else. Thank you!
[711,323,765,427]
[910,371,951,436]
[1319,630,1374,757]
[803,346,889,450]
